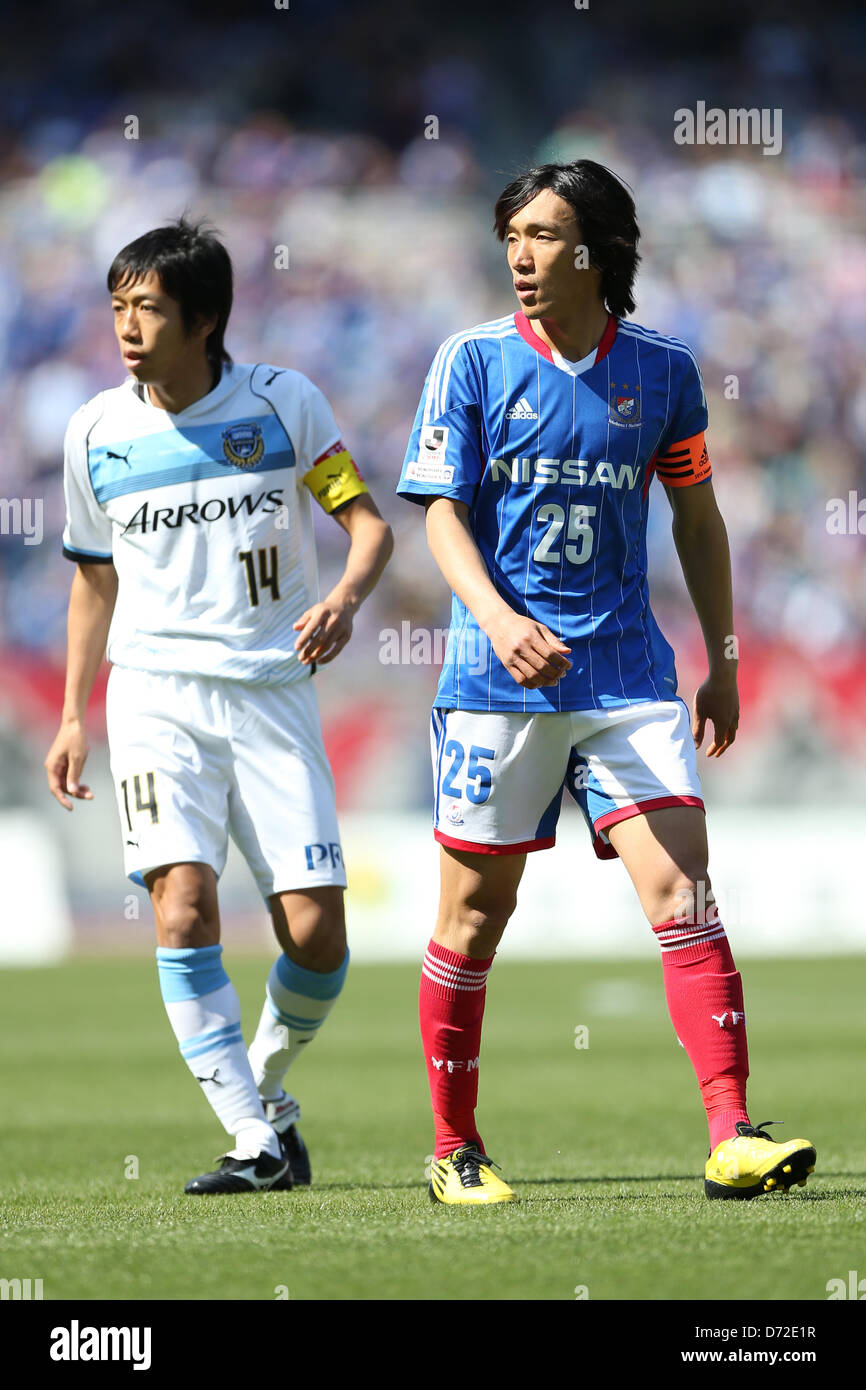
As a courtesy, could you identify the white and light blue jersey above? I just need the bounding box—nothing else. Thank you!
[397,312,712,711]
[62,363,353,684]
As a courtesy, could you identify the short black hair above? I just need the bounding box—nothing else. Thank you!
[493,160,641,318]
[107,216,233,368]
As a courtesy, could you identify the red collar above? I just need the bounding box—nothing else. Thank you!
[514,311,617,368]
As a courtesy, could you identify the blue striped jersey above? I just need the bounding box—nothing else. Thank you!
[62,363,365,684]
[397,312,711,711]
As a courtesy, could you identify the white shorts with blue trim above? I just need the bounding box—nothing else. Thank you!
[430,700,703,860]
[105,665,346,896]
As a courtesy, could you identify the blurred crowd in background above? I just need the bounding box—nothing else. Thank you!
[1,0,865,817]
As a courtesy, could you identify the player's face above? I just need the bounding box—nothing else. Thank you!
[505,189,592,319]
[110,271,211,384]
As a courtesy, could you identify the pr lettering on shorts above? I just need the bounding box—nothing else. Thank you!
[304,842,343,871]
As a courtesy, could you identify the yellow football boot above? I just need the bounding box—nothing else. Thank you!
[429,1143,517,1205]
[705,1120,816,1199]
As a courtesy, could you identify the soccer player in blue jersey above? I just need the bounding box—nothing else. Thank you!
[398,160,815,1205]
[45,219,393,1193]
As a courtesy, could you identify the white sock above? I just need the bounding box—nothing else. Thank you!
[248,949,349,1101]
[156,945,281,1159]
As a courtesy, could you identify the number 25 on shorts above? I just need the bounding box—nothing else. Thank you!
[441,742,495,804]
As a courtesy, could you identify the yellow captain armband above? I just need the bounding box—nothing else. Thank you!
[303,450,369,514]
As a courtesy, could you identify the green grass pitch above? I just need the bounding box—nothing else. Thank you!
[0,955,863,1301]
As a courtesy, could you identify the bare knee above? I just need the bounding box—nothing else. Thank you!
[432,847,524,958]
[649,866,714,927]
[436,883,518,958]
[270,888,347,972]
[147,864,220,948]
[606,806,714,929]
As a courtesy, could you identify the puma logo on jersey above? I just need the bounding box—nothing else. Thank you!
[489,457,640,489]
[505,396,538,420]
[107,447,133,467]
[265,369,285,386]
[711,1011,745,1028]
[121,487,285,534]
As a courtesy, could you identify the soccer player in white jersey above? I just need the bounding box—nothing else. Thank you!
[46,218,393,1193]
[398,161,815,1205]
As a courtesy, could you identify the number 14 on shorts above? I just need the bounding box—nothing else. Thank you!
[121,771,160,830]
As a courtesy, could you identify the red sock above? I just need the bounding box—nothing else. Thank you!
[653,917,750,1150]
[419,939,494,1158]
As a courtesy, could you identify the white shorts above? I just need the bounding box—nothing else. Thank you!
[105,666,346,896]
[430,700,703,860]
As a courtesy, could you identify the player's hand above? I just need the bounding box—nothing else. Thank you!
[692,671,739,757]
[293,595,356,666]
[486,612,572,689]
[45,719,94,810]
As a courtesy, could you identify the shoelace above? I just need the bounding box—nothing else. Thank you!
[452,1146,500,1187]
[737,1119,784,1142]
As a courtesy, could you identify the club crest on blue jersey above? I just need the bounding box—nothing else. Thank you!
[608,383,641,428]
[221,422,265,469]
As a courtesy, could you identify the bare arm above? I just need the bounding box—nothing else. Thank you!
[45,562,118,807]
[424,495,571,689]
[667,479,739,756]
[294,493,393,665]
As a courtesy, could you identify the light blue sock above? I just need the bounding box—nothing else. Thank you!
[247,949,350,1101]
[157,944,280,1159]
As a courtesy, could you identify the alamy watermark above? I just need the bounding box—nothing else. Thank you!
[672,880,740,928]
[50,1322,151,1370]
[379,621,488,674]
[826,492,866,535]
[826,1270,866,1299]
[674,102,782,157]
[0,497,43,545]
[0,1276,43,1299]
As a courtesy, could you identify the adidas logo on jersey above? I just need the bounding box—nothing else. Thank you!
[505,396,538,420]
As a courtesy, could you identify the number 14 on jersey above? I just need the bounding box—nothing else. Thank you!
[239,547,280,606]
